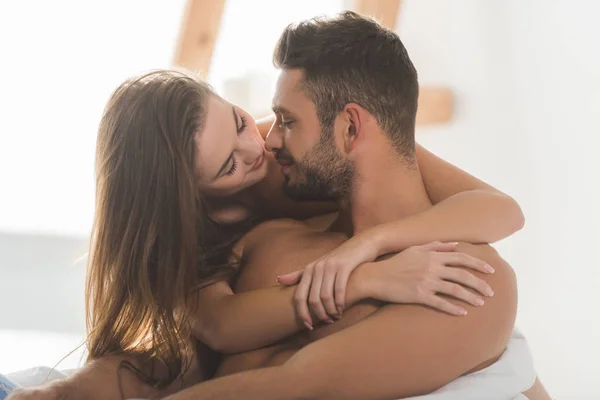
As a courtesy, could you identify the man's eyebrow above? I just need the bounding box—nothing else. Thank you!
[272,105,291,115]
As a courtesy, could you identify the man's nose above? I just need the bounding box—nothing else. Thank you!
[265,122,283,152]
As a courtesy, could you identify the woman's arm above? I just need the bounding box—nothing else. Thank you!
[191,274,365,354]
[420,143,526,239]
[191,241,491,354]
[370,144,524,255]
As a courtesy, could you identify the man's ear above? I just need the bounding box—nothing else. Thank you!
[341,103,365,154]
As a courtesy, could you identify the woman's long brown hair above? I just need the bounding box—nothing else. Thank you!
[85,70,239,389]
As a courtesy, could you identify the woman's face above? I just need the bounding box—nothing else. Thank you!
[195,96,268,197]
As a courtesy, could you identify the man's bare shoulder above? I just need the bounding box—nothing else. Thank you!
[455,242,517,296]
[454,242,518,337]
[456,242,514,276]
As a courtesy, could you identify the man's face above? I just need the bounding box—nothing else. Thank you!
[265,69,353,201]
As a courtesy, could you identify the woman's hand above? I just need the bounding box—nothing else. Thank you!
[277,228,382,321]
[357,242,495,316]
[279,241,495,328]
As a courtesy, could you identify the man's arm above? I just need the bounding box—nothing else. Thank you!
[165,245,517,400]
[8,341,214,400]
[8,356,169,400]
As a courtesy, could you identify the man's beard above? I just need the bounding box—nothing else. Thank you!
[280,126,354,202]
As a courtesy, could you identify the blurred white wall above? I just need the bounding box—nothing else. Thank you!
[402,1,599,398]
[0,0,597,398]
[0,0,187,235]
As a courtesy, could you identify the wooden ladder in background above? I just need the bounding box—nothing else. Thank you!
[172,0,453,125]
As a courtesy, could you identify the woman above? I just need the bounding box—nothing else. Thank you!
[8,69,524,399]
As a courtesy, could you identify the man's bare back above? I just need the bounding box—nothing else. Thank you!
[216,215,518,394]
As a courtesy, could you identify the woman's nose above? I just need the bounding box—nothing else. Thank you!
[240,135,263,165]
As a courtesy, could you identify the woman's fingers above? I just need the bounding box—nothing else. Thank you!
[294,265,314,329]
[334,268,351,315]
[439,252,494,274]
[420,294,468,316]
[308,265,332,323]
[277,270,303,286]
[319,266,339,317]
[439,267,494,297]
[435,280,486,307]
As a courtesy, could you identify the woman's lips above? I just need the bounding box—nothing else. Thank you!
[250,152,265,171]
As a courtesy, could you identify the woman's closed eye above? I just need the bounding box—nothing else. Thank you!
[238,116,248,134]
[225,157,238,176]
[224,111,246,177]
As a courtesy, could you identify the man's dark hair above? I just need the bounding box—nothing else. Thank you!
[273,11,419,159]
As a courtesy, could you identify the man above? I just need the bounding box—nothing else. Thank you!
[161,11,548,400]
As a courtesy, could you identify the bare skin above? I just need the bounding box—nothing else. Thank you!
[216,218,551,399]
[217,216,515,379]
[160,66,543,399]
[166,216,517,399]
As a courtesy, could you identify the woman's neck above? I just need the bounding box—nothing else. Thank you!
[206,190,256,224]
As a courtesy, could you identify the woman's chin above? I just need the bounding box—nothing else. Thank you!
[251,160,269,183]
[232,168,268,195]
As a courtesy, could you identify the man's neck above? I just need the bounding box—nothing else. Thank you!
[331,143,432,236]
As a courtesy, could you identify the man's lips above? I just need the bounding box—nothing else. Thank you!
[275,157,294,175]
[275,154,294,167]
